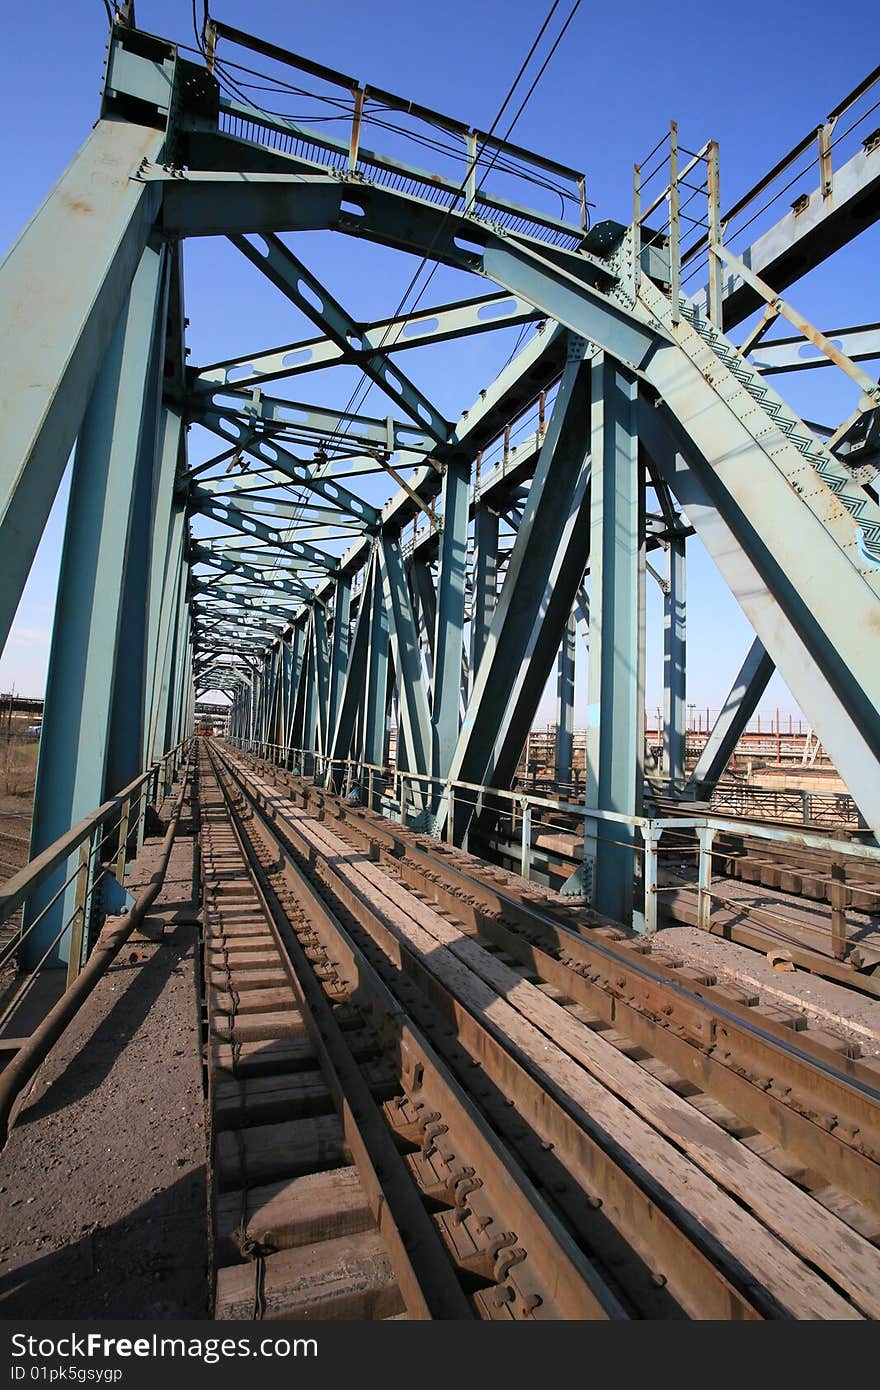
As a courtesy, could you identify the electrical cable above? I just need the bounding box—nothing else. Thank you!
[189,2,585,666]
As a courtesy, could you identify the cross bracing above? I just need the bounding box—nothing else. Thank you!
[1,15,878,966]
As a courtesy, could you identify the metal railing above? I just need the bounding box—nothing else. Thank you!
[707,782,861,829]
[228,735,880,962]
[633,78,880,425]
[0,739,192,1002]
[204,20,590,250]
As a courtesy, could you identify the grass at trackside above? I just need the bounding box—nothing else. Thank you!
[0,729,39,800]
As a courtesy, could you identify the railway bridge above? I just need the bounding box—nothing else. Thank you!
[1,9,879,1321]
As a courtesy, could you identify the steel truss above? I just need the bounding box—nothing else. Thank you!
[2,17,879,964]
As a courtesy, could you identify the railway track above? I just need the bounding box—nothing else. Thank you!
[474,792,880,986]
[201,739,880,1319]
[199,742,624,1320]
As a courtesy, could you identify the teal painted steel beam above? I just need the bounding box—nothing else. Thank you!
[191,489,343,569]
[311,603,330,759]
[749,323,880,375]
[379,536,432,779]
[192,585,299,622]
[143,404,184,755]
[688,638,775,799]
[709,143,880,331]
[193,480,366,529]
[431,457,469,778]
[584,354,643,925]
[229,233,450,442]
[662,534,687,790]
[470,505,498,690]
[411,559,437,690]
[192,384,435,456]
[328,567,370,771]
[0,118,165,654]
[148,501,187,761]
[555,613,576,785]
[637,352,880,837]
[445,337,593,830]
[23,241,168,967]
[191,545,311,598]
[364,557,389,769]
[191,402,381,524]
[153,170,653,366]
[106,239,171,793]
[326,576,351,751]
[195,289,540,392]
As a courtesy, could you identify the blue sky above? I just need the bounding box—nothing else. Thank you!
[1,0,877,730]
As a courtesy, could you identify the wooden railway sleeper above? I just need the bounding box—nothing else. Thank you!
[309,778,878,1176]
[232,761,878,1312]
[208,745,628,1321]
[217,753,765,1317]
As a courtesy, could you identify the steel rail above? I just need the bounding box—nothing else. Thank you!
[245,752,880,1093]
[233,749,880,1225]
[203,740,625,1320]
[213,742,880,1319]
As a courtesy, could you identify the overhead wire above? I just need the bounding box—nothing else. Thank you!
[327,0,583,442]
[189,2,585,666]
[229,0,580,622]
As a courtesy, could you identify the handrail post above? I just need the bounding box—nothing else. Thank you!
[669,121,681,324]
[520,798,532,880]
[641,824,662,935]
[115,797,131,883]
[65,838,92,989]
[465,131,477,211]
[818,119,835,202]
[349,87,365,172]
[697,825,716,930]
[135,781,148,855]
[706,139,722,327]
[446,782,454,846]
[830,854,847,959]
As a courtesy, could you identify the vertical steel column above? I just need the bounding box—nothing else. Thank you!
[278,636,293,757]
[161,571,185,753]
[584,355,643,926]
[301,624,321,776]
[147,501,186,761]
[470,504,498,690]
[285,623,306,756]
[432,456,469,778]
[380,537,432,786]
[311,604,330,763]
[23,242,168,968]
[171,600,192,752]
[142,404,183,755]
[555,613,576,787]
[364,562,389,768]
[411,559,437,689]
[326,576,351,749]
[327,555,375,783]
[267,644,283,751]
[105,242,171,794]
[663,533,687,789]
